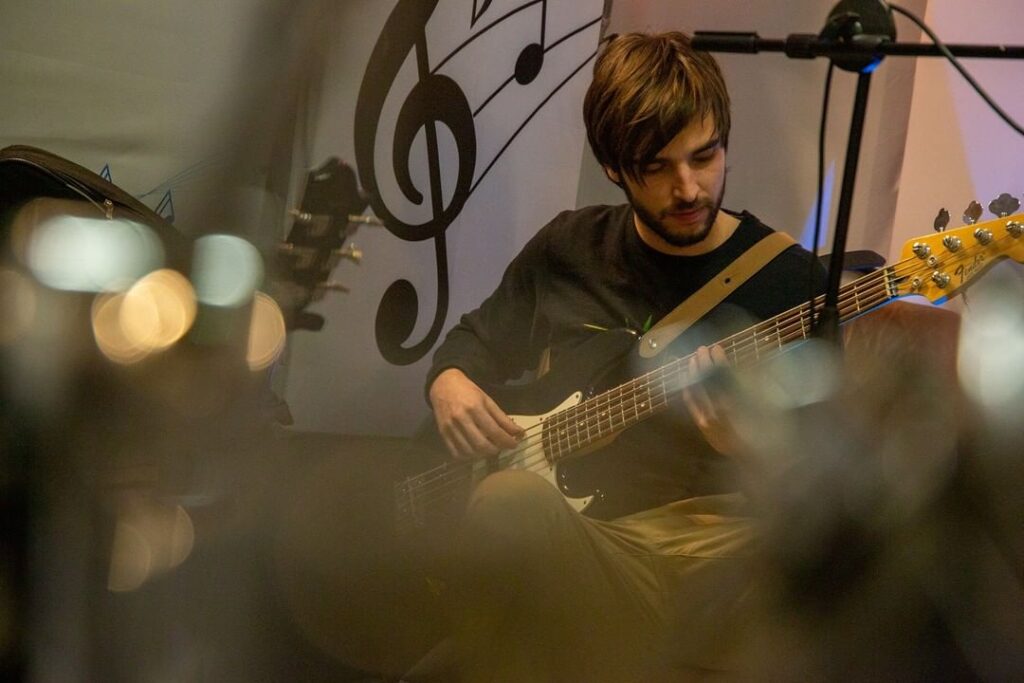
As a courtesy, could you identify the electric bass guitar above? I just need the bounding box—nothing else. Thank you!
[395,208,1024,535]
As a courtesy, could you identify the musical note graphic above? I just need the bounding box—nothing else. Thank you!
[471,0,494,26]
[355,0,604,365]
[355,0,475,366]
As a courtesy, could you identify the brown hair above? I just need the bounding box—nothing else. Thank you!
[583,32,731,183]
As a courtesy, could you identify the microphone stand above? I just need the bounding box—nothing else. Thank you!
[692,0,1024,342]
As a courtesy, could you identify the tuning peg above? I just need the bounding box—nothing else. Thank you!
[289,209,330,236]
[931,271,951,289]
[347,214,384,227]
[277,242,316,268]
[334,245,363,264]
[317,281,351,293]
[988,193,1021,218]
[962,201,983,225]
[933,208,950,232]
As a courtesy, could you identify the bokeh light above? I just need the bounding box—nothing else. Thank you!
[92,293,147,364]
[92,269,197,364]
[191,234,263,307]
[108,502,195,593]
[26,215,164,292]
[107,520,152,593]
[957,264,1024,418]
[247,291,286,370]
[757,338,841,409]
[0,267,38,345]
[121,270,197,351]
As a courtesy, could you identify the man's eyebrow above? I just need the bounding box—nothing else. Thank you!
[693,138,722,154]
[639,137,722,166]
[646,137,722,163]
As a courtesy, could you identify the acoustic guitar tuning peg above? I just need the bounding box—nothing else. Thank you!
[317,281,351,294]
[347,214,384,227]
[933,208,950,232]
[988,193,1021,218]
[962,200,983,226]
[334,245,363,264]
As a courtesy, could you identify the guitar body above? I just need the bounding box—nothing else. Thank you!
[397,327,704,532]
[503,392,591,511]
[485,326,641,502]
[481,327,639,415]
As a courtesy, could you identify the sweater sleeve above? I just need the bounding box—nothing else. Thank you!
[424,227,551,398]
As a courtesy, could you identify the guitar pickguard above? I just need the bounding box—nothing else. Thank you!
[503,391,594,513]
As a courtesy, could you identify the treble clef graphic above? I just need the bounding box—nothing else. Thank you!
[355,0,477,365]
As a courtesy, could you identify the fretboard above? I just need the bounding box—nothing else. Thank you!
[541,267,897,462]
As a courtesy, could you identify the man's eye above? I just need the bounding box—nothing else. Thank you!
[641,162,665,174]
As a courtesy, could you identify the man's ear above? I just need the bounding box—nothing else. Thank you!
[603,166,622,186]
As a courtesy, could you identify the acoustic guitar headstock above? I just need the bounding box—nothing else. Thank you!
[274,158,378,331]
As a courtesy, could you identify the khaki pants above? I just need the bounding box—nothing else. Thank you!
[411,470,759,682]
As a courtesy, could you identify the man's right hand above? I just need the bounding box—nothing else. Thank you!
[428,368,524,460]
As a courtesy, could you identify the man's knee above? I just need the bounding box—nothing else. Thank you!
[467,470,564,522]
[460,470,572,555]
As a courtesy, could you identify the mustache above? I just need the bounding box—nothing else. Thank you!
[662,198,711,215]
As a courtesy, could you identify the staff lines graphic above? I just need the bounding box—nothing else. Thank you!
[470,44,598,196]
[470,16,602,117]
[434,0,548,73]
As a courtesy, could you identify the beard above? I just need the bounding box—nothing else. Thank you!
[625,184,725,248]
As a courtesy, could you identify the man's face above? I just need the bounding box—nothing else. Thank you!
[607,116,727,249]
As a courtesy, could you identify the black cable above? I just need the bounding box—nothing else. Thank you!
[808,61,836,331]
[890,2,1024,137]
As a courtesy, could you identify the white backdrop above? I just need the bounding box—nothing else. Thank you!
[4,0,1022,437]
[282,0,607,435]
[892,0,1024,254]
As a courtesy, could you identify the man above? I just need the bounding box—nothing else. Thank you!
[418,32,824,681]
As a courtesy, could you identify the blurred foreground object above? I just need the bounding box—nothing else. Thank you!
[716,296,1024,679]
[0,146,288,681]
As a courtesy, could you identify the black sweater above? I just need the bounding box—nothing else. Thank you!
[428,204,825,518]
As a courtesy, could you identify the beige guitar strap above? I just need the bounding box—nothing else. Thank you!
[638,231,797,358]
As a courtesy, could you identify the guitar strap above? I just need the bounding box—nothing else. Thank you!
[638,231,797,358]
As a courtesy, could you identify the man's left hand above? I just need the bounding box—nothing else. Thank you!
[682,344,740,456]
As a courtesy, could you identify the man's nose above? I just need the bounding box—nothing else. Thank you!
[670,164,700,203]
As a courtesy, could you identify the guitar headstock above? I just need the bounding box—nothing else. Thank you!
[893,207,1024,303]
[275,158,371,330]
